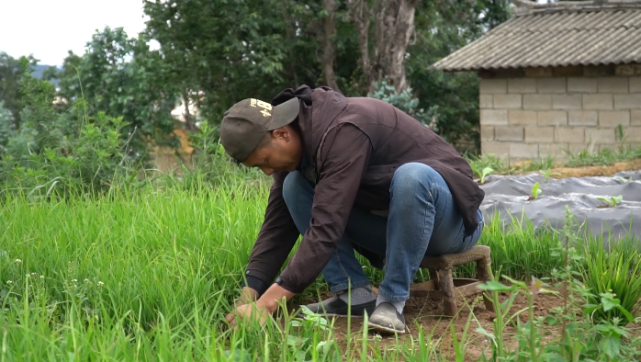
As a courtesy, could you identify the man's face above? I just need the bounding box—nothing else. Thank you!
[242,126,302,176]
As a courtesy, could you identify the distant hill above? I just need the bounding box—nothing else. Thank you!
[31,64,61,86]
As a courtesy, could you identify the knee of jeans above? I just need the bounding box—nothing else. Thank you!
[282,171,309,207]
[391,162,441,193]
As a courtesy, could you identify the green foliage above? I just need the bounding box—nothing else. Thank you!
[53,27,180,157]
[0,52,32,128]
[368,79,437,130]
[531,182,542,199]
[597,195,623,208]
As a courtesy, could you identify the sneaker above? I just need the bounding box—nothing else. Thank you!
[367,302,406,334]
[304,295,376,317]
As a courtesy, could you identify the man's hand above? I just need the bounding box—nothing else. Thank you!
[225,283,296,328]
[235,287,259,307]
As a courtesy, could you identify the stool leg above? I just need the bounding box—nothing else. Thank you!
[438,269,457,316]
[477,257,495,313]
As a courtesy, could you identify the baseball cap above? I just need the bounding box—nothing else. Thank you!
[220,97,300,163]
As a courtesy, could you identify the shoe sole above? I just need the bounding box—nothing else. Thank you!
[367,321,406,334]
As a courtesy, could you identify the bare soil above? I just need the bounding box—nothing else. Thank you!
[516,158,641,179]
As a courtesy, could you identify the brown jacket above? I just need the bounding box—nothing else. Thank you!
[243,85,484,294]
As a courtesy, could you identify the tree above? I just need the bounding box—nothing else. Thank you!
[53,27,180,155]
[0,52,36,129]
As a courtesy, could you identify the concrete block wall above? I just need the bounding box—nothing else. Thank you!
[480,68,641,163]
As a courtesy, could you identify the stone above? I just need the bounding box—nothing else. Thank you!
[598,111,630,127]
[538,111,568,126]
[523,94,552,110]
[569,111,598,126]
[568,77,597,93]
[582,94,613,110]
[509,110,537,125]
[481,110,508,125]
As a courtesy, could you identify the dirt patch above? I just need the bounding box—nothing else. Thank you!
[514,158,641,179]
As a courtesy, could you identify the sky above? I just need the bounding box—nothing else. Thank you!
[0,0,149,66]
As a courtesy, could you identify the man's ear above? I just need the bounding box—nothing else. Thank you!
[272,127,290,142]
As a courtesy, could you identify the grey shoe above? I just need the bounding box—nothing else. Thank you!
[367,302,406,334]
[304,295,376,317]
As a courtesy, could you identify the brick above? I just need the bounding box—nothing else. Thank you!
[510,143,539,158]
[495,126,524,141]
[583,94,613,110]
[553,94,582,110]
[508,110,537,125]
[614,94,641,109]
[598,111,630,127]
[508,78,537,93]
[525,67,553,78]
[585,128,616,144]
[553,66,583,77]
[493,94,522,109]
[569,111,598,126]
[481,110,508,125]
[480,79,507,94]
[540,143,569,159]
[523,94,552,110]
[537,78,566,93]
[568,77,597,93]
[630,77,641,93]
[597,77,629,93]
[538,111,567,126]
[556,126,585,143]
[632,110,641,125]
[479,95,493,109]
[482,142,510,158]
[481,126,495,141]
[525,126,555,143]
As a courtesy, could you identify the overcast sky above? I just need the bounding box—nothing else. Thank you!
[0,0,148,66]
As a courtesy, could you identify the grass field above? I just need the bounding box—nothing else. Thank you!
[1,176,641,361]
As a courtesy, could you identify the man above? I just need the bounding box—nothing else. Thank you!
[222,85,484,334]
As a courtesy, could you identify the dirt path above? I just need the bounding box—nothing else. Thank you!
[519,158,641,178]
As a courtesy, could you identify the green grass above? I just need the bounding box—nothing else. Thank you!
[1,181,640,361]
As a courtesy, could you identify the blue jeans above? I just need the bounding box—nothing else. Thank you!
[282,162,484,303]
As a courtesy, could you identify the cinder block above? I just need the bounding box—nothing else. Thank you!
[540,143,569,159]
[556,126,585,143]
[523,94,552,110]
[585,128,616,144]
[597,77,629,93]
[495,126,524,141]
[553,94,582,110]
[569,111,598,126]
[624,128,641,142]
[630,77,641,93]
[510,143,539,158]
[568,77,597,93]
[632,110,641,125]
[493,94,522,109]
[525,126,555,143]
[583,94,613,110]
[481,126,495,141]
[538,111,568,126]
[481,110,508,125]
[480,79,507,94]
[598,111,630,127]
[480,95,493,109]
[508,78,537,93]
[482,142,510,158]
[537,78,566,93]
[509,110,537,125]
[614,94,641,109]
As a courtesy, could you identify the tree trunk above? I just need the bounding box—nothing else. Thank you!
[182,92,197,133]
[347,0,373,93]
[322,0,341,92]
[387,0,417,92]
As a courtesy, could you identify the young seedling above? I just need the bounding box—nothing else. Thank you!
[528,182,542,201]
[597,195,623,208]
[540,169,561,183]
[480,167,493,184]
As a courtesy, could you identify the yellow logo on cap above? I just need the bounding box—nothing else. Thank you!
[250,99,272,117]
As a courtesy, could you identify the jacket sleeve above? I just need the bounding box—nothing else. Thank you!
[243,171,301,295]
[277,124,372,293]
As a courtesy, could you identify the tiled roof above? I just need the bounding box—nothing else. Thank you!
[430,1,641,71]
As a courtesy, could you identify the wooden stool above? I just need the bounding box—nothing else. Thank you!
[409,245,494,316]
